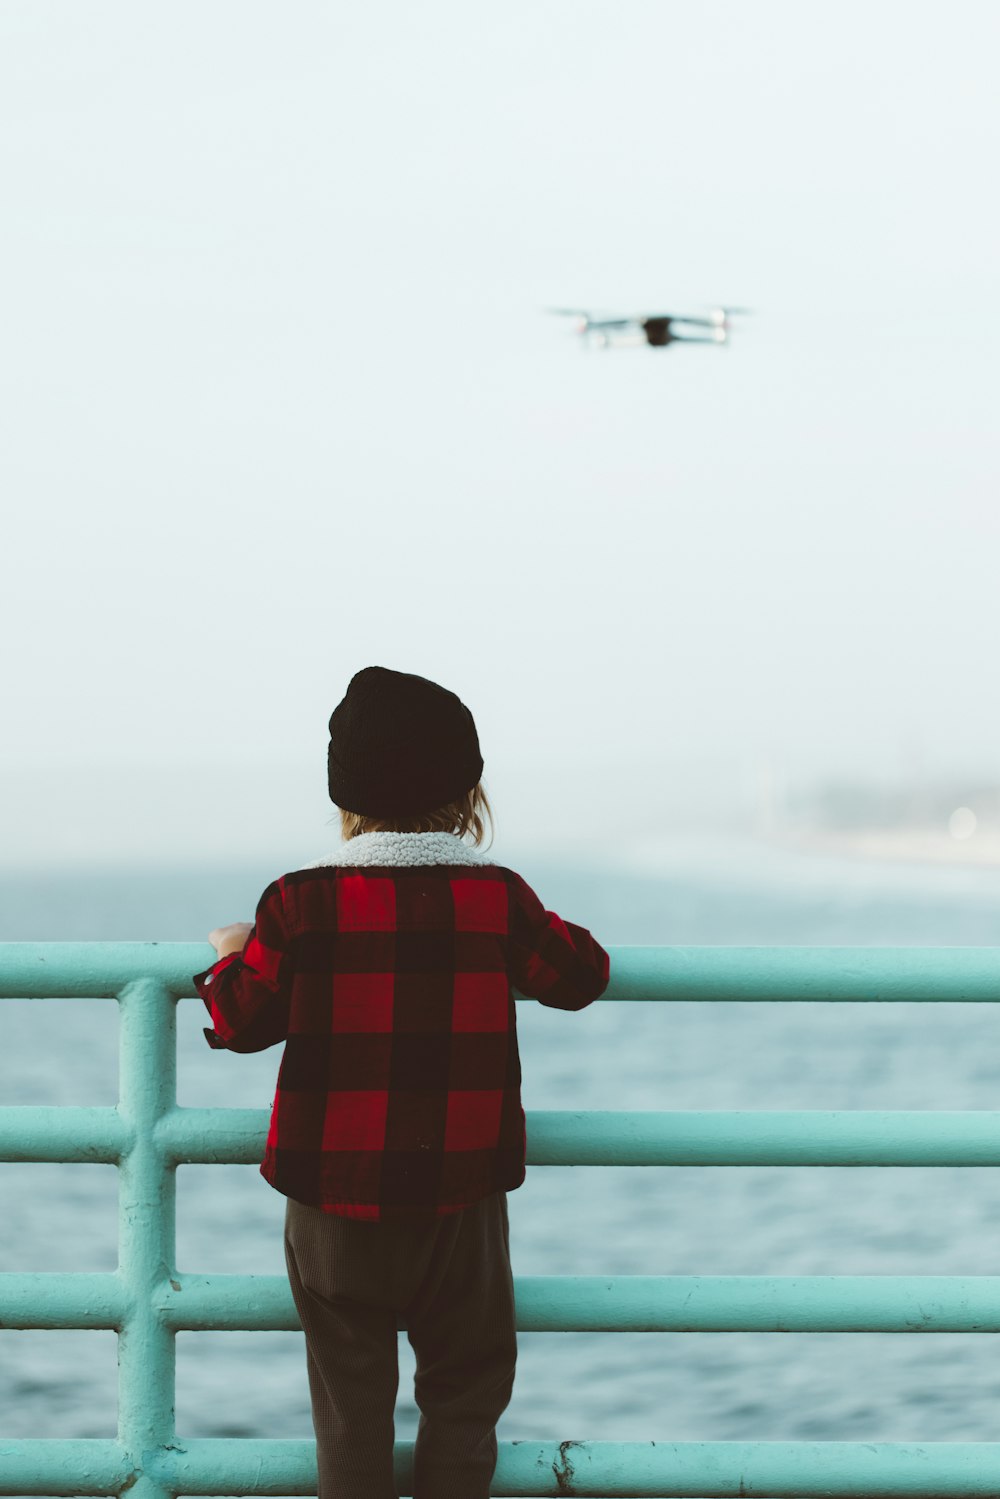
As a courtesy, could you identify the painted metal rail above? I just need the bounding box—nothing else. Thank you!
[3,942,1000,1497]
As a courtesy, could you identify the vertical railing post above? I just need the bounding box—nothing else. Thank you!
[117,977,177,1499]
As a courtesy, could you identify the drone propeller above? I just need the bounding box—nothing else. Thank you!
[547,308,636,328]
[686,307,753,339]
[548,309,645,339]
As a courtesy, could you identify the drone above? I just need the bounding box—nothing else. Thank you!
[549,305,751,350]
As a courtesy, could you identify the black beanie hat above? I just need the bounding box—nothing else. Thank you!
[328,666,484,817]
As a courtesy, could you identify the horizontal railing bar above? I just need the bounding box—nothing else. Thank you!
[605,945,1000,1004]
[10,1104,1000,1168]
[154,1272,287,1329]
[149,1271,1000,1332]
[3,942,1000,1002]
[526,1109,1000,1165]
[155,1106,268,1163]
[0,1105,129,1162]
[11,1265,1000,1337]
[512,1274,1000,1332]
[0,1439,131,1495]
[12,1269,1000,1334]
[8,1435,1000,1497]
[0,1272,124,1329]
[0,944,189,996]
[495,1438,1000,1498]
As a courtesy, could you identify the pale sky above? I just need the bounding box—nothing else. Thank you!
[2,2,998,867]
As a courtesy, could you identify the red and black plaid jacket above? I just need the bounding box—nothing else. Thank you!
[193,830,611,1222]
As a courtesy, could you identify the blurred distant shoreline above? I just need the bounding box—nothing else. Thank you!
[755,764,1000,870]
[763,824,1000,869]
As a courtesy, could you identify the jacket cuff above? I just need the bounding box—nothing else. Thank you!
[192,950,243,996]
[193,952,244,1048]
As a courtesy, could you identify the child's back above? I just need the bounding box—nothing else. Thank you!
[197,826,609,1224]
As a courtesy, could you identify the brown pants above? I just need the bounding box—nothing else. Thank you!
[283,1189,518,1499]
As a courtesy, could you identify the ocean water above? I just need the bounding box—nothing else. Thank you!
[4,830,1000,1488]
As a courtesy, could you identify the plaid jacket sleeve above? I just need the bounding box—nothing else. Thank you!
[507,872,611,1011]
[193,878,292,1053]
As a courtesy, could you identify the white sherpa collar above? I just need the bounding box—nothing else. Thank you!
[306,829,491,868]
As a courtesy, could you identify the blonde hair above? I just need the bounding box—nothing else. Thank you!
[336,781,495,851]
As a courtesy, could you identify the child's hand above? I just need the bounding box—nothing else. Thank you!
[208,921,254,958]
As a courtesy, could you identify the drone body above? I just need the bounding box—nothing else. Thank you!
[550,306,750,350]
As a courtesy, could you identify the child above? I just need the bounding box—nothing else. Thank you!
[194,665,611,1499]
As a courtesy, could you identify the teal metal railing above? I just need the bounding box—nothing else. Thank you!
[3,943,1000,1497]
